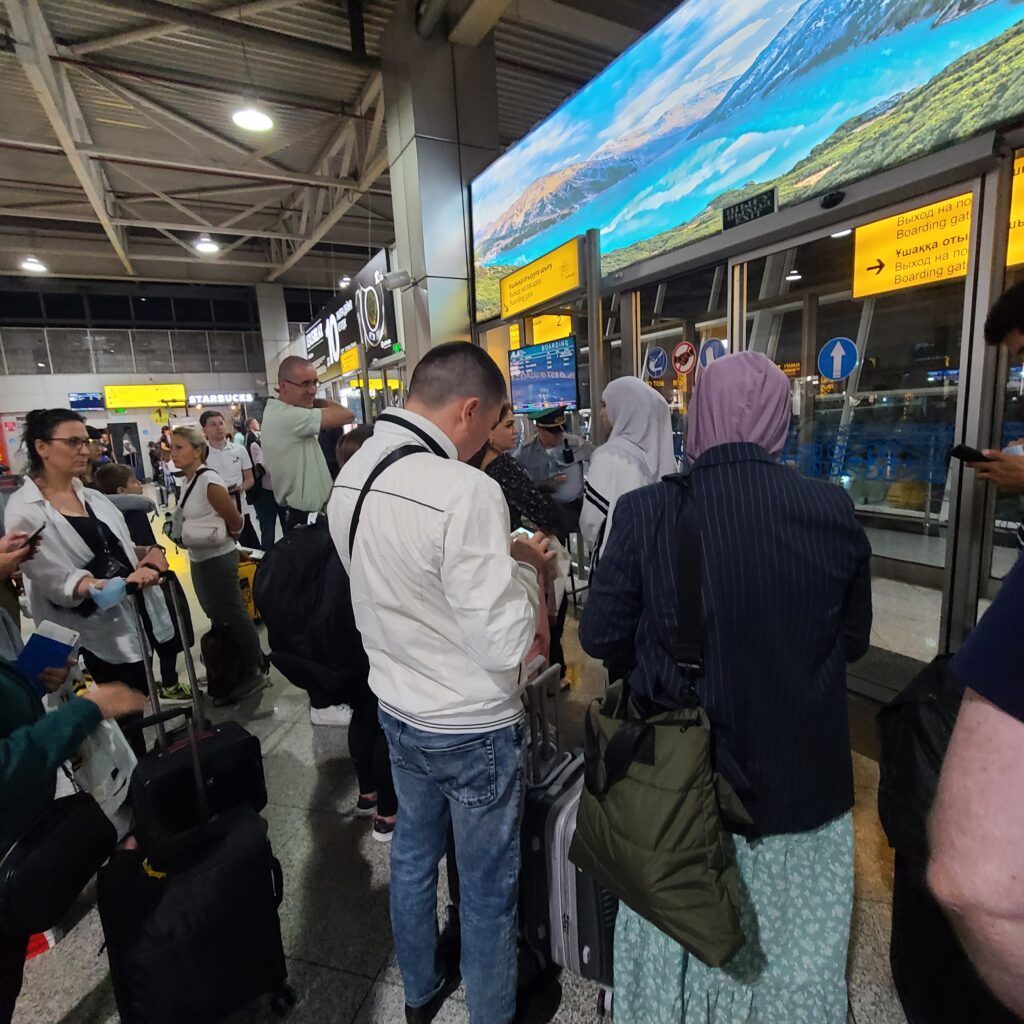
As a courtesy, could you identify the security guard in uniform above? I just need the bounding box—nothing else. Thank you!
[515,407,591,681]
[514,407,591,540]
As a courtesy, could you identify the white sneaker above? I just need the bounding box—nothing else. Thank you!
[309,703,353,727]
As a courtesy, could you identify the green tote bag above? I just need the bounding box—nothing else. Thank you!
[569,484,751,967]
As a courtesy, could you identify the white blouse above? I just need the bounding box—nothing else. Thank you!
[4,476,173,664]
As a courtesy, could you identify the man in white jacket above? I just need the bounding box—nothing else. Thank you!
[328,342,551,1024]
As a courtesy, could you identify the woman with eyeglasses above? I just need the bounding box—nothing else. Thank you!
[3,409,176,703]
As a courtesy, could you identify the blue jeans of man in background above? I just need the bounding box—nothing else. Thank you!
[379,712,524,1024]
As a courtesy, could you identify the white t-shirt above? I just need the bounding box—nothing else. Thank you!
[180,467,237,563]
[204,441,252,491]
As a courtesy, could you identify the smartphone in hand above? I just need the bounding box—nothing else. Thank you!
[949,444,992,464]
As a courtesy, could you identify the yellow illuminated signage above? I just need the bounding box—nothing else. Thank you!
[853,193,972,299]
[532,314,573,345]
[104,383,186,409]
[1009,152,1024,268]
[509,323,521,351]
[499,237,582,319]
[344,377,401,390]
[340,345,360,375]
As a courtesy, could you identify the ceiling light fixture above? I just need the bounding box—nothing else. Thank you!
[194,234,220,254]
[339,275,352,288]
[232,106,273,132]
[786,270,802,282]
[831,229,853,238]
[20,255,46,273]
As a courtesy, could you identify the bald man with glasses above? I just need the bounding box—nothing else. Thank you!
[261,356,357,728]
[261,356,355,535]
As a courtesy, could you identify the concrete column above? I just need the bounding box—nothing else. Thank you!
[382,0,501,370]
[256,282,300,383]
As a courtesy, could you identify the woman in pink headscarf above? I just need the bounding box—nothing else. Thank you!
[580,351,873,1024]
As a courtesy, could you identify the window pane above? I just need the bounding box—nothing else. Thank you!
[0,327,49,373]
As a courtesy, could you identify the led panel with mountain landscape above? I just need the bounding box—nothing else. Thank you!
[471,0,1024,322]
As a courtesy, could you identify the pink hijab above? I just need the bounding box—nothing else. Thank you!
[687,351,792,461]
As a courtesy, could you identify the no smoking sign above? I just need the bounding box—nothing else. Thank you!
[673,341,696,376]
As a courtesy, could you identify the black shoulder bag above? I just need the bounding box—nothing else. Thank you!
[569,481,751,967]
[0,754,115,936]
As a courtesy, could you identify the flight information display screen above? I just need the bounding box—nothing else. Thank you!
[509,336,578,414]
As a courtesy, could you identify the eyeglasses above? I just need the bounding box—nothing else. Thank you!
[47,437,91,450]
[282,378,318,391]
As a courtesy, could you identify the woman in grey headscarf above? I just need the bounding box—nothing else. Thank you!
[580,376,677,558]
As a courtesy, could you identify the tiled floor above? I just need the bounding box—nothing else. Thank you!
[14,550,907,1024]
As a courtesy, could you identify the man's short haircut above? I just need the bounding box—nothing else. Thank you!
[199,409,224,427]
[278,355,313,383]
[407,342,507,410]
[93,463,135,494]
[985,281,1024,346]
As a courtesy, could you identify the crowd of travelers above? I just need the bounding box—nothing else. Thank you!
[1,285,1024,1024]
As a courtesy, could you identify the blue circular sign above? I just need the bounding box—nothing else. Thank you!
[647,347,669,380]
[698,338,727,371]
[817,337,858,382]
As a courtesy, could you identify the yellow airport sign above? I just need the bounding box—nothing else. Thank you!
[1009,151,1024,268]
[509,322,521,350]
[853,193,973,299]
[340,345,360,375]
[104,383,186,409]
[532,314,573,345]
[499,237,582,319]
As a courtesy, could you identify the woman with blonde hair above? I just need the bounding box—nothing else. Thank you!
[169,425,268,704]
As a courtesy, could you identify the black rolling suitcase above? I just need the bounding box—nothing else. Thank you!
[126,574,267,850]
[99,706,291,1024]
[519,665,616,1006]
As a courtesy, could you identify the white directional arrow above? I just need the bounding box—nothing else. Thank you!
[831,340,846,379]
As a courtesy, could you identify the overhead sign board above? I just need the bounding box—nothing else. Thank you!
[1009,151,1024,268]
[305,294,359,378]
[499,237,583,320]
[103,383,186,409]
[340,345,360,375]
[722,188,776,231]
[187,391,254,406]
[532,314,573,345]
[853,193,973,299]
[306,249,401,378]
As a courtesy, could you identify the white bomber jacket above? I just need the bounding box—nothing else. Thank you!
[327,409,539,734]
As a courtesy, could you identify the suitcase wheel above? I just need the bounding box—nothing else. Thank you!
[597,987,612,1018]
[270,985,297,1016]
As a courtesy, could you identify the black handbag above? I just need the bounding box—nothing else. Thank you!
[0,787,116,935]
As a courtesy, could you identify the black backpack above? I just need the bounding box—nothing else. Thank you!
[253,521,368,705]
[877,654,964,870]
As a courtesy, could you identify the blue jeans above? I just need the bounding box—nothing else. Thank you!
[379,712,524,1024]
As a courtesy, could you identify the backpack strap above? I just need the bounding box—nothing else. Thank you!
[673,478,704,681]
[347,444,430,557]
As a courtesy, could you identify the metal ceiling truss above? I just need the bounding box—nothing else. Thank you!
[87,0,379,71]
[69,0,311,57]
[3,0,133,272]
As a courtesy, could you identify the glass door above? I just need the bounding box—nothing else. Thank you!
[732,183,979,669]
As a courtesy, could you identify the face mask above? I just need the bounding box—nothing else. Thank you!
[89,577,128,610]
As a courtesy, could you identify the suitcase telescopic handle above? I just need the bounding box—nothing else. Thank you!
[127,570,208,735]
[123,704,211,824]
